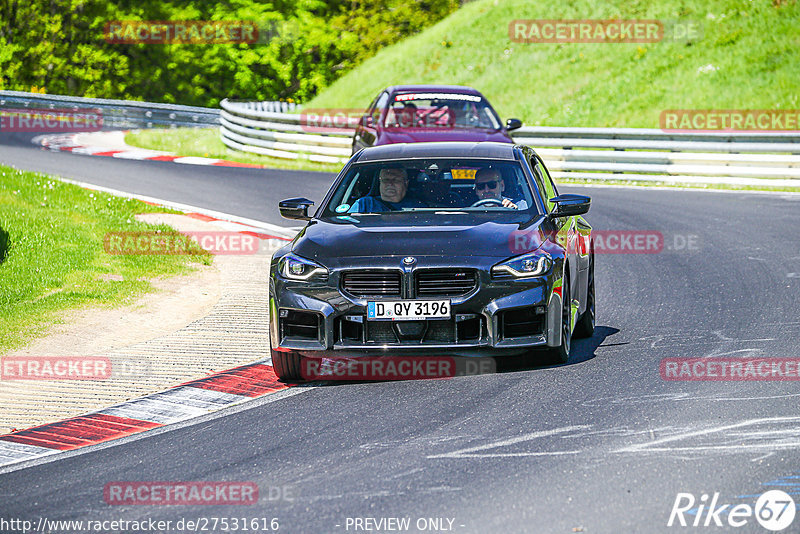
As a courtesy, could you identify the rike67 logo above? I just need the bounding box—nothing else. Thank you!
[668,490,796,530]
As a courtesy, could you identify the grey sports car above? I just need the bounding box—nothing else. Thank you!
[270,142,594,381]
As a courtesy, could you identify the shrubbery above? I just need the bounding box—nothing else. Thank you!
[0,0,460,106]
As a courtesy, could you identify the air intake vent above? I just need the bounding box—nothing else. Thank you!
[500,307,545,339]
[415,269,477,297]
[280,310,322,341]
[342,270,402,297]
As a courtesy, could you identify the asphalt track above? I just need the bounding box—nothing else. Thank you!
[0,132,334,227]
[3,132,800,532]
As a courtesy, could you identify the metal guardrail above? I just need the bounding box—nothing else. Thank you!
[219,99,800,184]
[0,90,219,129]
[4,92,798,185]
[220,99,356,164]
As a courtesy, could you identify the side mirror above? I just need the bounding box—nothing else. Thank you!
[506,118,523,131]
[279,197,314,220]
[549,194,590,217]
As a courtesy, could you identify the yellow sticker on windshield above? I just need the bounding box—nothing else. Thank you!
[451,168,477,180]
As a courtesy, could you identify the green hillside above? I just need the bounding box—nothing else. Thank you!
[307,0,800,127]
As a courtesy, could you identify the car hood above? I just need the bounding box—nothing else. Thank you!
[376,129,513,144]
[291,215,549,265]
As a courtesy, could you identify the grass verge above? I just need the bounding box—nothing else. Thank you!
[125,128,343,173]
[0,165,212,353]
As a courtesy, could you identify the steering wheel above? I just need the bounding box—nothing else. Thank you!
[471,198,505,208]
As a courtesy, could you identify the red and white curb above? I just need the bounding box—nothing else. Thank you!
[0,180,298,469]
[34,132,266,168]
[0,361,294,468]
[166,210,293,248]
[55,175,301,241]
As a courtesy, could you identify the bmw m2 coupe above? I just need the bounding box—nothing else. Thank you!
[271,142,594,380]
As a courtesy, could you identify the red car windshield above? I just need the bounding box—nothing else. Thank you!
[383,93,501,130]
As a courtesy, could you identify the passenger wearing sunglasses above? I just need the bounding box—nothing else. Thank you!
[473,168,527,209]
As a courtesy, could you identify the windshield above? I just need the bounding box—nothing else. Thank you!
[321,159,538,216]
[383,92,501,130]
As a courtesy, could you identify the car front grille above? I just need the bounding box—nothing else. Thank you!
[415,269,478,297]
[366,321,397,343]
[424,320,456,343]
[334,316,485,345]
[341,270,402,297]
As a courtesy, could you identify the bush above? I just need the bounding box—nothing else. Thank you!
[0,0,460,106]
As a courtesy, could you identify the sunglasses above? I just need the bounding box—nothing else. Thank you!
[474,180,500,191]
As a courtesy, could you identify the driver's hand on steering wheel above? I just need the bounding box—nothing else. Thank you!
[501,198,518,209]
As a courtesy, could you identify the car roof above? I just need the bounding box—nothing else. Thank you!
[384,85,484,97]
[352,142,519,163]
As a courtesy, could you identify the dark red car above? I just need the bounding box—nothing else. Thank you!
[351,85,522,154]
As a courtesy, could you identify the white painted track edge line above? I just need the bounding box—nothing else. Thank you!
[0,385,317,475]
[53,177,298,239]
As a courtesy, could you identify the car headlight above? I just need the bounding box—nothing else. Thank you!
[491,252,552,278]
[279,253,328,281]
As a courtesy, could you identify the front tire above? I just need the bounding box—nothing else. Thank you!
[271,349,302,381]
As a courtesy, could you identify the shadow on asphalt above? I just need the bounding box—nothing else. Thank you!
[495,325,622,373]
[286,326,623,386]
[0,225,8,264]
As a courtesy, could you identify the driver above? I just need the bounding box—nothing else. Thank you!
[349,167,425,213]
[398,103,417,128]
[473,168,527,209]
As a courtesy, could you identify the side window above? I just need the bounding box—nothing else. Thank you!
[525,151,550,213]
[373,92,389,124]
[364,94,379,118]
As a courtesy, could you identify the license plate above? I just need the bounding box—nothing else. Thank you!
[367,300,450,321]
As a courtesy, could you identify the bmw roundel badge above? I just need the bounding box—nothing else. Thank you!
[402,256,416,266]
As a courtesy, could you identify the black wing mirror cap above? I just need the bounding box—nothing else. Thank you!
[279,197,315,220]
[549,194,591,217]
[506,118,523,131]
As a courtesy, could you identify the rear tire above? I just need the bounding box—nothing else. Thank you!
[574,255,595,339]
[545,275,571,365]
[271,349,302,381]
